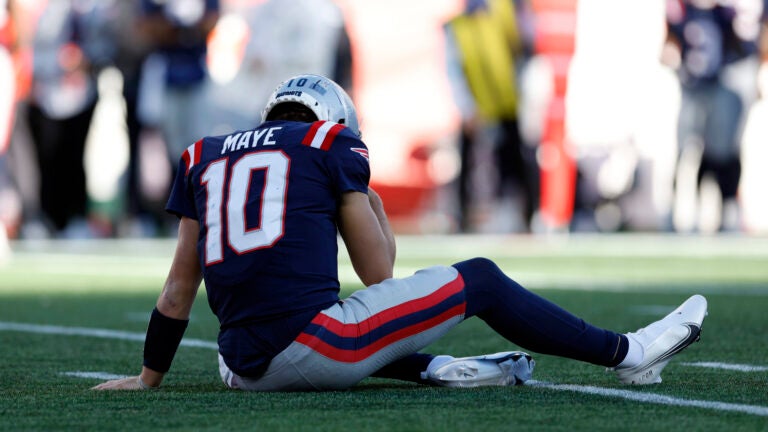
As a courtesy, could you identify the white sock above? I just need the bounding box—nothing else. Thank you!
[617,334,643,368]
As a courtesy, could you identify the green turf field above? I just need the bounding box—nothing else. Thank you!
[1,234,767,431]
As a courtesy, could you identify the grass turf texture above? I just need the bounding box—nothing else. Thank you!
[1,234,767,431]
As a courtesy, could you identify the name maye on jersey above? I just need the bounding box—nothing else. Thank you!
[216,121,362,155]
[219,126,284,154]
[179,120,369,174]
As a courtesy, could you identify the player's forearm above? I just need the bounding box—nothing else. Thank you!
[157,217,203,319]
[339,191,395,285]
[368,188,396,265]
[157,280,199,319]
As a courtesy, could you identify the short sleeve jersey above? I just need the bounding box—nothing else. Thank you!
[166,120,369,374]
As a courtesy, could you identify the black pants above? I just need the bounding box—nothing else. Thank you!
[699,155,741,201]
[27,102,96,231]
[458,118,538,232]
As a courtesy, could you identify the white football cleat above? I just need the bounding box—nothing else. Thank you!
[422,351,535,387]
[613,294,707,385]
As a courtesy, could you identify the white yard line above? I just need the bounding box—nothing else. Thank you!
[61,371,129,380]
[3,320,767,417]
[681,362,768,372]
[528,381,768,417]
[0,321,218,349]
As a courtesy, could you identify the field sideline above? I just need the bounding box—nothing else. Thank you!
[1,233,767,431]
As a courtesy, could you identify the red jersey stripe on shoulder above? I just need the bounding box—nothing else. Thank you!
[320,123,345,151]
[182,139,204,174]
[301,121,346,151]
[181,149,191,173]
[193,139,203,167]
[301,121,325,147]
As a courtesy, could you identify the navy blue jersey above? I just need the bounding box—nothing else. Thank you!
[667,3,756,87]
[140,0,220,86]
[166,120,369,376]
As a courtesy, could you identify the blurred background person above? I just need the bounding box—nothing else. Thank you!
[110,0,154,237]
[665,0,764,233]
[136,0,219,234]
[2,0,43,241]
[739,0,768,234]
[565,0,678,233]
[207,0,352,133]
[5,0,766,239]
[25,0,117,238]
[444,0,539,233]
[0,0,19,258]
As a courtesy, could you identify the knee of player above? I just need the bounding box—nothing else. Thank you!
[453,257,504,281]
[453,257,510,318]
[467,257,501,272]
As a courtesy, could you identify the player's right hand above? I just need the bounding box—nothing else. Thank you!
[91,376,145,391]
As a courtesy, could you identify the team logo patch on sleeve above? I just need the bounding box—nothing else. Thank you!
[301,121,345,151]
[350,148,369,161]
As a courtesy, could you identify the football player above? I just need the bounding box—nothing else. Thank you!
[94,74,706,391]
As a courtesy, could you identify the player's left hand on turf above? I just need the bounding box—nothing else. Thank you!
[92,376,147,391]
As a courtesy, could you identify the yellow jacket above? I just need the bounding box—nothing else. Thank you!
[446,0,521,120]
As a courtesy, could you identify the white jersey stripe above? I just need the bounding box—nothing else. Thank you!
[186,146,196,169]
[309,121,336,149]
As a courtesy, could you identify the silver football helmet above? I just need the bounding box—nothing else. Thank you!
[261,74,361,137]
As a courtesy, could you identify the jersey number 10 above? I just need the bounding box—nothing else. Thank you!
[200,151,290,265]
